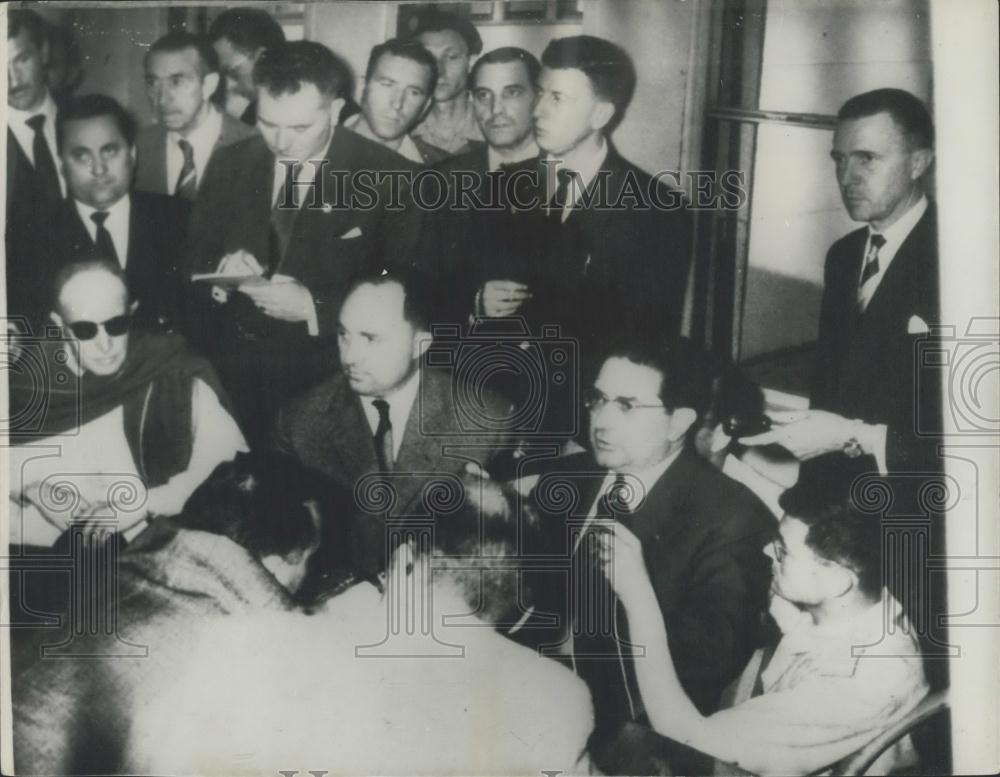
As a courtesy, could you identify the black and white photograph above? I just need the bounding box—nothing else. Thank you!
[1,1,997,775]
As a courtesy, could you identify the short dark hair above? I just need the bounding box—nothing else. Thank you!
[175,452,332,560]
[253,41,351,100]
[838,88,935,150]
[541,35,636,132]
[8,9,46,49]
[411,10,483,56]
[51,254,128,315]
[56,94,137,153]
[778,488,883,599]
[601,336,710,417]
[470,46,541,89]
[145,30,219,77]
[342,266,435,332]
[207,7,285,53]
[430,476,540,624]
[365,38,438,97]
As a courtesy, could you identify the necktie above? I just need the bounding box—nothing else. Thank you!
[858,233,886,298]
[174,138,197,200]
[547,168,574,219]
[269,161,302,272]
[26,114,62,207]
[601,473,635,531]
[372,398,394,472]
[90,211,119,266]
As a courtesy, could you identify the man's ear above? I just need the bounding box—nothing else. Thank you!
[330,97,346,124]
[414,330,432,360]
[667,407,697,442]
[202,71,221,101]
[825,563,856,600]
[910,148,934,181]
[591,99,616,133]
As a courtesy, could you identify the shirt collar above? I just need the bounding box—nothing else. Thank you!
[870,195,927,247]
[487,139,540,172]
[609,446,684,510]
[167,103,223,153]
[74,193,130,229]
[7,89,57,127]
[546,135,609,194]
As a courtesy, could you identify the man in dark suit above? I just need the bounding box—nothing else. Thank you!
[525,337,774,773]
[745,89,939,495]
[341,38,446,167]
[530,35,693,358]
[5,9,66,329]
[185,41,420,447]
[47,95,190,332]
[275,268,514,574]
[135,31,255,200]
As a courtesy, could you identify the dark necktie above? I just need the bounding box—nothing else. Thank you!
[175,138,197,200]
[372,398,394,472]
[859,233,886,288]
[26,113,62,207]
[90,211,119,266]
[601,473,635,532]
[547,168,574,219]
[269,161,301,273]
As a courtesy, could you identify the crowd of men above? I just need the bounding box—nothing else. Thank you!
[4,6,944,775]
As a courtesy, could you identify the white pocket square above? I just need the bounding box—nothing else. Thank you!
[339,226,363,239]
[907,314,929,334]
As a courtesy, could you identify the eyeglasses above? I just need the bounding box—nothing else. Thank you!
[583,388,666,415]
[65,314,132,341]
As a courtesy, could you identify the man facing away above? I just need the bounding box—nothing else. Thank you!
[135,30,255,199]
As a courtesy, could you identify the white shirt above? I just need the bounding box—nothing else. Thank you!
[358,369,421,462]
[545,136,609,222]
[165,105,223,195]
[7,91,66,196]
[74,195,131,269]
[858,195,928,309]
[271,130,334,207]
[487,140,539,172]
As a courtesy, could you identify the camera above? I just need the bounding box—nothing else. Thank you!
[419,318,579,438]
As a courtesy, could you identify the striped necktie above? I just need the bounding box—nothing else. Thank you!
[174,139,197,200]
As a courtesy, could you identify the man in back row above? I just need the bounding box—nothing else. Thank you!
[135,31,255,200]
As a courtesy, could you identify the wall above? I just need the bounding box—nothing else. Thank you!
[739,0,932,360]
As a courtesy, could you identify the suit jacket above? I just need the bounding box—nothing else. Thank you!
[274,367,514,573]
[133,111,256,197]
[184,127,421,342]
[44,192,191,330]
[5,128,64,328]
[528,449,774,730]
[534,143,694,357]
[805,203,942,500]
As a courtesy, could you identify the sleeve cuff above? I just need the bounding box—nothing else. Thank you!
[305,295,320,337]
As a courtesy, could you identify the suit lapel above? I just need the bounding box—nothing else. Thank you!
[392,370,448,514]
[329,374,379,482]
[628,450,698,547]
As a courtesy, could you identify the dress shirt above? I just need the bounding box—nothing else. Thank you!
[487,140,539,172]
[271,130,335,207]
[7,91,66,196]
[412,93,484,155]
[359,369,421,462]
[342,113,425,165]
[165,105,223,195]
[857,195,928,309]
[74,195,131,269]
[545,136,609,222]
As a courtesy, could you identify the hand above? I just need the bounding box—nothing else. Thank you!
[597,523,656,609]
[741,409,856,460]
[238,274,316,323]
[480,280,532,317]
[73,502,148,536]
[20,481,92,533]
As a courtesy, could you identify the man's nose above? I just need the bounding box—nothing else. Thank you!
[92,155,108,176]
[389,87,405,112]
[94,329,114,353]
[8,65,20,90]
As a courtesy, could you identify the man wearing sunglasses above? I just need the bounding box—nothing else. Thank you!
[523,336,774,774]
[7,258,246,548]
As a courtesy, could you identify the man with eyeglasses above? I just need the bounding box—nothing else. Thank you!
[524,337,774,774]
[7,257,246,548]
[42,94,191,332]
[135,31,255,199]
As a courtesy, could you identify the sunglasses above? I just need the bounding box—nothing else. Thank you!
[65,314,132,341]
